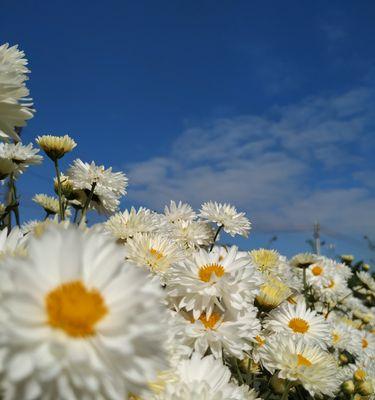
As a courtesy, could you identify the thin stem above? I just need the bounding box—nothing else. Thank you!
[302,267,309,305]
[234,358,244,385]
[281,381,292,400]
[54,159,64,220]
[209,224,223,251]
[9,174,20,227]
[78,182,96,224]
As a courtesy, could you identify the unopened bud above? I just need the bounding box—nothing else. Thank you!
[363,264,370,271]
[270,374,287,394]
[339,353,349,364]
[342,380,355,395]
[357,381,374,396]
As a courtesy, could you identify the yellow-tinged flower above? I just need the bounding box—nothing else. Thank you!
[255,276,292,311]
[36,134,76,160]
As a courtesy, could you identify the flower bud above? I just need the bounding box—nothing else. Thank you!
[270,374,287,394]
[342,380,355,395]
[354,369,366,382]
[357,381,374,396]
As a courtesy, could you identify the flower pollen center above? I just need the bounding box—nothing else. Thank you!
[45,280,108,338]
[362,338,368,349]
[149,248,164,260]
[198,312,221,330]
[288,318,310,334]
[311,265,323,276]
[297,354,312,367]
[198,263,225,282]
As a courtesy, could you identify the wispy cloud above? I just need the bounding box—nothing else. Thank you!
[125,87,375,236]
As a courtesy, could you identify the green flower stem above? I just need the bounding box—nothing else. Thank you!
[54,159,64,221]
[281,381,292,400]
[209,224,223,252]
[9,174,20,228]
[79,182,97,224]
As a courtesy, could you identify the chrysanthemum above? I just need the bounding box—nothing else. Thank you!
[199,201,251,237]
[32,194,71,217]
[36,134,77,160]
[164,201,196,224]
[0,226,25,259]
[357,271,375,292]
[357,330,375,361]
[264,300,332,348]
[314,274,351,304]
[166,246,262,318]
[0,142,42,179]
[0,224,167,399]
[0,43,34,141]
[249,248,280,275]
[125,233,185,274]
[255,276,292,311]
[104,207,163,242]
[259,335,340,397]
[171,220,214,249]
[330,322,362,356]
[67,159,128,214]
[290,253,317,269]
[151,353,259,400]
[170,306,260,360]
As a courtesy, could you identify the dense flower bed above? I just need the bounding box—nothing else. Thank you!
[0,42,374,400]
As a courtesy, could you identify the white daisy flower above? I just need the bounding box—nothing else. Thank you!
[313,274,351,304]
[170,307,260,360]
[357,271,375,292]
[166,246,262,319]
[259,335,340,397]
[125,233,185,274]
[0,224,167,399]
[67,159,128,214]
[264,300,332,348]
[331,322,362,357]
[171,220,214,250]
[0,226,25,259]
[32,194,71,217]
[0,142,42,179]
[150,353,259,400]
[164,201,196,224]
[0,43,34,141]
[357,330,375,362]
[104,207,163,242]
[200,201,251,237]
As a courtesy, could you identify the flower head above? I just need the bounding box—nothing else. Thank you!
[0,224,167,399]
[200,201,251,237]
[36,134,76,160]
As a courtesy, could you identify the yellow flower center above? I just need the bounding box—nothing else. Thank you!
[250,249,279,273]
[255,335,265,346]
[354,369,366,381]
[326,279,335,288]
[297,353,312,367]
[362,338,368,348]
[198,264,225,282]
[45,280,108,337]
[332,333,340,344]
[311,265,323,276]
[198,312,221,330]
[149,248,164,260]
[288,318,310,334]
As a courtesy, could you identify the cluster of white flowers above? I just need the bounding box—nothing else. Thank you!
[0,42,374,400]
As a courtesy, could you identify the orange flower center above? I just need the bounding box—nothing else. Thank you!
[311,265,323,276]
[45,280,108,338]
[362,338,368,348]
[288,318,310,334]
[255,335,265,346]
[198,264,225,282]
[198,312,221,330]
[297,354,312,367]
[332,333,340,344]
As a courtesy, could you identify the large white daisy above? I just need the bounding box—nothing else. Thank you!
[164,201,196,224]
[264,300,332,348]
[199,201,251,237]
[166,246,262,318]
[0,224,167,399]
[259,335,340,397]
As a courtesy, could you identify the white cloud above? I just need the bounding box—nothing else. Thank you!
[125,87,375,236]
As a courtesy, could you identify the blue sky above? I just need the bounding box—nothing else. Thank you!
[1,1,375,261]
